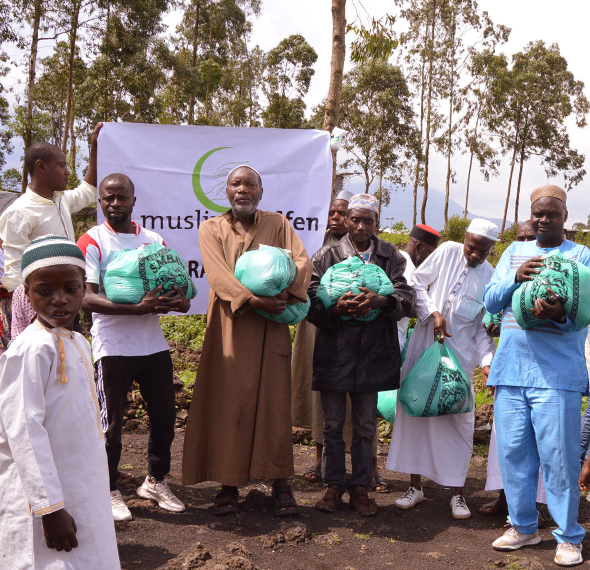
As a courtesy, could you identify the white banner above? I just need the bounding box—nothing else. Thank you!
[97,123,332,314]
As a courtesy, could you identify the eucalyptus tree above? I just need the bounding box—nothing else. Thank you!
[338,61,417,219]
[484,41,589,230]
[261,34,317,129]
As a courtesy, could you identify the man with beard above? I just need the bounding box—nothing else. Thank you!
[485,186,590,566]
[182,165,312,517]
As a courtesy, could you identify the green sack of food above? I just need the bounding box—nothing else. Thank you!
[377,389,398,424]
[401,327,414,366]
[254,295,310,325]
[104,243,197,304]
[234,245,296,297]
[399,342,473,417]
[482,311,502,331]
[512,251,590,330]
[316,256,395,322]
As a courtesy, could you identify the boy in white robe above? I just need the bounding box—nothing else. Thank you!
[386,219,498,519]
[0,235,120,570]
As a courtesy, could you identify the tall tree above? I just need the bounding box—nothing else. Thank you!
[435,0,509,229]
[261,34,317,129]
[485,41,589,229]
[460,48,505,215]
[337,61,417,219]
[20,0,47,191]
[323,0,346,197]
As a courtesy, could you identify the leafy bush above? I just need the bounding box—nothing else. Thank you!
[488,223,518,268]
[441,215,470,244]
[378,221,409,249]
[160,315,206,351]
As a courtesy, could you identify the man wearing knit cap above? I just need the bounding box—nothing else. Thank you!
[308,193,415,516]
[397,224,440,352]
[182,165,312,517]
[387,218,497,520]
[484,185,590,565]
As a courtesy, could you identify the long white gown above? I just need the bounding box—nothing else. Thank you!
[0,321,121,570]
[386,241,496,487]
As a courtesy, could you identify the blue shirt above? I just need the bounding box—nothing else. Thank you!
[484,239,590,393]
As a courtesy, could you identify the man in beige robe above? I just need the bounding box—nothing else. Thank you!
[182,165,312,517]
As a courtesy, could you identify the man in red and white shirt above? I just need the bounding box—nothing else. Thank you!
[78,173,190,522]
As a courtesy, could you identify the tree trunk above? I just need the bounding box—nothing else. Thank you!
[421,0,437,224]
[22,0,43,192]
[411,20,429,227]
[188,1,200,125]
[464,150,474,217]
[443,12,456,231]
[514,143,527,225]
[323,0,346,199]
[377,168,383,221]
[68,90,77,177]
[464,107,481,216]
[62,0,80,153]
[103,1,110,122]
[501,145,519,233]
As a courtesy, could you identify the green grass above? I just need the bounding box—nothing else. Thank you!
[160,315,206,350]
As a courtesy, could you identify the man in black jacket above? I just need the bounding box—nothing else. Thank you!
[308,193,416,516]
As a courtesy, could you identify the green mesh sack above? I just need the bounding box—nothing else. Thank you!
[104,243,197,304]
[482,311,502,331]
[399,342,473,417]
[377,389,398,424]
[512,251,590,330]
[254,295,310,325]
[316,256,395,322]
[234,245,296,297]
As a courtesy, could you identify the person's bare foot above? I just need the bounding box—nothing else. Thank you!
[479,490,508,516]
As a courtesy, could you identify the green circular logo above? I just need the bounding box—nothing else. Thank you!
[193,147,241,213]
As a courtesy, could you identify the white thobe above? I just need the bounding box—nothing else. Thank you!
[397,250,416,351]
[386,241,496,487]
[0,181,96,292]
[485,420,547,503]
[0,322,120,570]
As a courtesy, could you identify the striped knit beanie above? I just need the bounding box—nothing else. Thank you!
[22,235,86,280]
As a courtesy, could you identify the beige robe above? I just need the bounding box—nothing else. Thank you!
[182,210,312,486]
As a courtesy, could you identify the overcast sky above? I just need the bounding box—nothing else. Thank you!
[248,0,590,226]
[5,1,589,225]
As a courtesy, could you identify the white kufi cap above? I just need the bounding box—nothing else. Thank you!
[466,218,499,242]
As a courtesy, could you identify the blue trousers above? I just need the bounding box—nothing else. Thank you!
[320,391,378,493]
[495,386,585,544]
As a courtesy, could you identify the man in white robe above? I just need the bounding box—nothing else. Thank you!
[386,219,498,519]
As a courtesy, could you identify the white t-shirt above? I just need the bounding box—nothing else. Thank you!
[397,250,416,351]
[78,222,170,360]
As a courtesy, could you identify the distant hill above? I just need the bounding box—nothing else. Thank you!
[344,179,504,232]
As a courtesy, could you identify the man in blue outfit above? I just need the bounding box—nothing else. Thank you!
[484,185,590,567]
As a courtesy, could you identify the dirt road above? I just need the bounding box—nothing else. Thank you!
[114,430,589,570]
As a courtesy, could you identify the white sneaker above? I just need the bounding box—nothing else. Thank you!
[555,543,583,566]
[450,494,471,519]
[136,476,185,512]
[492,527,541,551]
[395,486,424,510]
[111,490,133,522]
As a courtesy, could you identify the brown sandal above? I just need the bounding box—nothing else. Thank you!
[272,485,299,517]
[212,488,239,516]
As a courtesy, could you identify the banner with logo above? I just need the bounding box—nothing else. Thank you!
[97,122,332,314]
